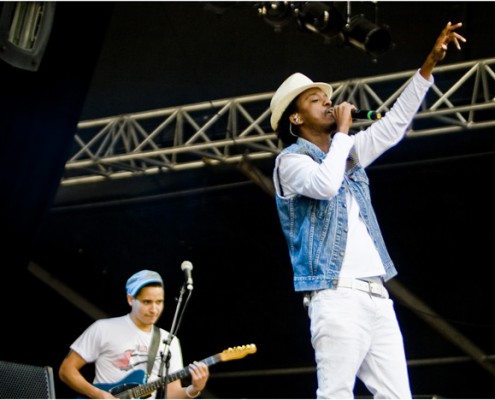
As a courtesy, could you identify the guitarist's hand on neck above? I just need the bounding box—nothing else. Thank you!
[163,360,209,399]
[185,361,209,398]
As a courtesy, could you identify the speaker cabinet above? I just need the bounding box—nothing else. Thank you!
[0,361,56,398]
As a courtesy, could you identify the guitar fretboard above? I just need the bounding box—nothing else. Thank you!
[124,354,221,399]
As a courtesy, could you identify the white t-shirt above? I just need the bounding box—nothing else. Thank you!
[277,134,386,279]
[71,314,183,394]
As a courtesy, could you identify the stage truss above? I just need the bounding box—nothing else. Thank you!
[62,57,495,186]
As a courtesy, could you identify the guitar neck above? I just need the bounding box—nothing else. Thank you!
[124,354,220,399]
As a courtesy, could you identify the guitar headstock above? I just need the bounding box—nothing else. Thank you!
[218,344,257,362]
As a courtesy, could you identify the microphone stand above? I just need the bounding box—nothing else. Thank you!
[157,283,193,399]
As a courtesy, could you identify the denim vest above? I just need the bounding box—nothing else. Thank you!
[274,138,397,292]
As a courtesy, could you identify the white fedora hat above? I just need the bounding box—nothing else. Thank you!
[270,72,333,131]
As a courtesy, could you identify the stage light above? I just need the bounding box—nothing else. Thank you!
[344,14,392,57]
[0,2,56,71]
[257,2,294,33]
[296,2,344,39]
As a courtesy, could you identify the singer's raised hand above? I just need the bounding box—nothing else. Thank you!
[421,21,466,79]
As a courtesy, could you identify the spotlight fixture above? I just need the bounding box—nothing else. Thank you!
[343,14,393,58]
[296,2,344,40]
[0,1,56,71]
[257,2,294,33]
[216,1,394,58]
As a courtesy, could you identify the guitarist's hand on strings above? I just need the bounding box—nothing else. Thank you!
[185,361,209,398]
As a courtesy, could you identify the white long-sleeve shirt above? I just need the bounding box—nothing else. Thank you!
[276,69,433,279]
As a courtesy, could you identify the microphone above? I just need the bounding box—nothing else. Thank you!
[181,261,193,290]
[352,109,383,121]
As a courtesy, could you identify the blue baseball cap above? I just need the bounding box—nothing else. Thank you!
[126,270,163,297]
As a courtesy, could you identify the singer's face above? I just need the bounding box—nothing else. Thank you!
[129,286,165,331]
[295,88,335,131]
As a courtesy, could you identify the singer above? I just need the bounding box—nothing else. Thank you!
[59,269,210,399]
[270,22,466,399]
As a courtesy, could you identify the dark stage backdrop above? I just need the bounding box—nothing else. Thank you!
[1,2,494,398]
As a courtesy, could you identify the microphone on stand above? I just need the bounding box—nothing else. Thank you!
[181,261,194,290]
[352,109,383,121]
[160,260,194,398]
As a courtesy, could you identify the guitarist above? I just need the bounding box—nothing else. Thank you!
[59,270,210,399]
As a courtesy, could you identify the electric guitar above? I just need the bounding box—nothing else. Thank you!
[87,344,257,399]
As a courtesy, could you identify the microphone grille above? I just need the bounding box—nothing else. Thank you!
[181,260,193,271]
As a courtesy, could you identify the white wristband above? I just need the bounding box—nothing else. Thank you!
[186,385,201,398]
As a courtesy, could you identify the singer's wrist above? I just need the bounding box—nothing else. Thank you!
[186,385,201,398]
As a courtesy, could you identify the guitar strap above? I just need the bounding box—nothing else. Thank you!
[147,325,161,377]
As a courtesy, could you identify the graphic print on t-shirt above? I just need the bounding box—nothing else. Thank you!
[113,344,149,371]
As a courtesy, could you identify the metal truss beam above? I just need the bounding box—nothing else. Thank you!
[62,57,495,186]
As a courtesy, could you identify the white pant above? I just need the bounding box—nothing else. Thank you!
[308,286,412,399]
